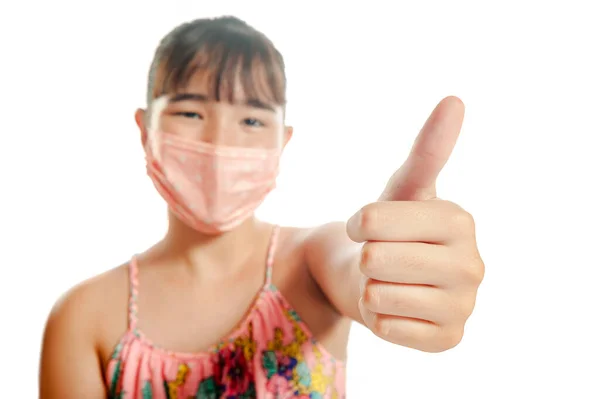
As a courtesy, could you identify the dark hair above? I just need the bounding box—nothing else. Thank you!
[147,16,286,107]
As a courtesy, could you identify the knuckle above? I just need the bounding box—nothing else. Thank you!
[372,315,392,337]
[359,243,375,274]
[359,203,379,235]
[461,256,485,285]
[359,242,382,275]
[362,279,382,309]
[450,208,475,236]
[462,296,477,319]
[452,294,476,321]
[442,327,464,350]
[472,259,486,284]
[477,256,486,278]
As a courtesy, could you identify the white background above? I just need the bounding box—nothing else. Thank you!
[1,1,599,397]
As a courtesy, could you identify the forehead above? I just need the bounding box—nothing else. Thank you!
[182,70,248,102]
[154,49,286,108]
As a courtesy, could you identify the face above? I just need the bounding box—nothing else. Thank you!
[136,70,293,150]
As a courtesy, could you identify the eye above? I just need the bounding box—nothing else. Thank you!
[243,118,264,127]
[175,112,203,120]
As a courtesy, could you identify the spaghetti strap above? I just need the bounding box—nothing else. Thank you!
[127,256,140,332]
[264,225,280,287]
[106,224,346,398]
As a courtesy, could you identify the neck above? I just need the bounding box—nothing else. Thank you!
[161,211,270,276]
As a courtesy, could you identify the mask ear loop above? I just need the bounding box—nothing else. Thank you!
[147,95,169,163]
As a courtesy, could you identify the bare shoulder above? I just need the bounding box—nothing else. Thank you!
[42,265,129,371]
[40,264,129,397]
[44,266,124,337]
[50,263,129,334]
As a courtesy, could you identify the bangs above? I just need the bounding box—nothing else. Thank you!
[153,22,286,106]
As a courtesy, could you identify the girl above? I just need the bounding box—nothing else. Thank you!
[39,15,483,399]
[40,16,356,399]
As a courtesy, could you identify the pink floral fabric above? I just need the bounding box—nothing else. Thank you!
[106,226,346,398]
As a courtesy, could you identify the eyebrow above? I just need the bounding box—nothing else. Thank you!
[169,93,275,112]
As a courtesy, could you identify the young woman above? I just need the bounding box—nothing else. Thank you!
[39,15,484,399]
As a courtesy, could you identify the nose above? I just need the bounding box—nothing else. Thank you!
[201,115,236,146]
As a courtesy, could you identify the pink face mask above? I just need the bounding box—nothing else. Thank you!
[144,97,281,234]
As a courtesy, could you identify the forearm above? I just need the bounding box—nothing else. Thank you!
[304,222,365,324]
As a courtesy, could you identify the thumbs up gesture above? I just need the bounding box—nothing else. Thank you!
[346,96,484,352]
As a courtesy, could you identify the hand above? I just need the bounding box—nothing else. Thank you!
[346,96,484,352]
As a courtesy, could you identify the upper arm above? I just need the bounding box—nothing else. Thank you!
[39,284,107,398]
[303,221,365,324]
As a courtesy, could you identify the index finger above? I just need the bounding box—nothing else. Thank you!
[346,201,462,243]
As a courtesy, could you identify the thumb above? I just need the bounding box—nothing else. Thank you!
[379,96,465,201]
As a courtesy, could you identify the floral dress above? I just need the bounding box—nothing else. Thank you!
[106,226,346,398]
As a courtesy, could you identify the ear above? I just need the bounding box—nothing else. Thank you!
[283,125,293,148]
[135,108,147,147]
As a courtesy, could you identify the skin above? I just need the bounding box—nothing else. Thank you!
[39,70,484,397]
